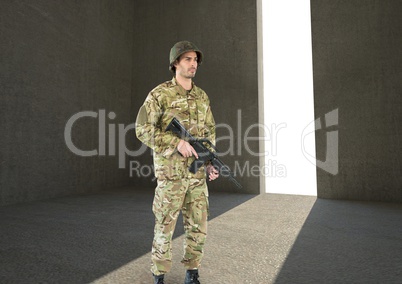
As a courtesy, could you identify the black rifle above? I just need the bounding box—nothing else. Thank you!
[165,117,242,189]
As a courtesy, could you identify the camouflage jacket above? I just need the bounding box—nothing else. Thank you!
[135,77,216,181]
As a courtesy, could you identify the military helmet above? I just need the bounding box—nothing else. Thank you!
[169,41,203,72]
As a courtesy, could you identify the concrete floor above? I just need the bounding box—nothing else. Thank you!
[1,187,401,284]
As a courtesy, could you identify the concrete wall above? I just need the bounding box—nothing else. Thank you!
[1,0,260,205]
[130,0,260,194]
[0,1,135,205]
[2,0,401,204]
[311,1,402,202]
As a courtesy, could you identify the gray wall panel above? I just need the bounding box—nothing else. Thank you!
[311,0,402,202]
[0,1,135,205]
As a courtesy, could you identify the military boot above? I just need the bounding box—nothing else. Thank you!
[153,274,165,284]
[184,269,200,284]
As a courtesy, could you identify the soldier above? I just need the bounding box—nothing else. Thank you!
[135,41,219,284]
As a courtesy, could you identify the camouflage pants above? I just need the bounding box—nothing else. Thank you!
[151,178,209,276]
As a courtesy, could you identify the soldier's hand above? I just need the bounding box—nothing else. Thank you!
[177,140,199,159]
[207,164,219,181]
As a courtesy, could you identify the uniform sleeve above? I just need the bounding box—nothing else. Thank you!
[135,92,181,158]
[204,105,216,145]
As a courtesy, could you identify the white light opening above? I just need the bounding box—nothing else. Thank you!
[259,0,317,196]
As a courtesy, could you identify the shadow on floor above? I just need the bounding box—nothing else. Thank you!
[274,198,402,284]
[0,187,255,284]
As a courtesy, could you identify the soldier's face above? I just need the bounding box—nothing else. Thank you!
[174,51,198,79]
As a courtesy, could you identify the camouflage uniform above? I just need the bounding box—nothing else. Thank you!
[135,77,216,276]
